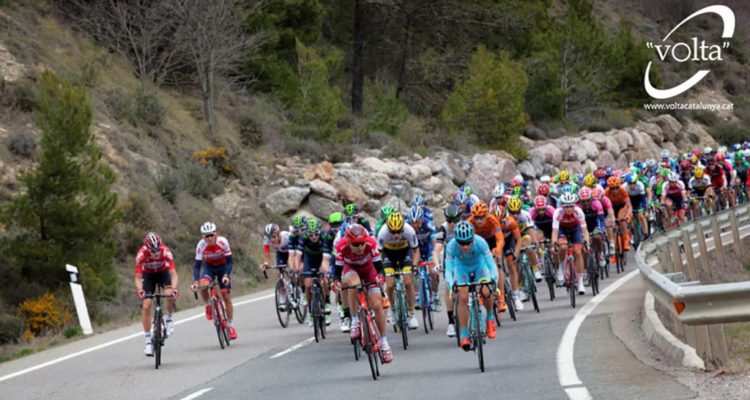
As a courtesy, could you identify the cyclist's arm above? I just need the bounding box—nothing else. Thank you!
[193,259,202,281]
[225,254,233,275]
[445,242,456,290]
[262,242,271,266]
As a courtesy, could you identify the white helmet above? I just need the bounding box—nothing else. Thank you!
[540,175,551,184]
[200,221,217,235]
[492,184,505,199]
[660,149,670,159]
[560,193,578,206]
[668,172,679,182]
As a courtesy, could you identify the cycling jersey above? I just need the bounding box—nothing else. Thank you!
[444,235,498,290]
[662,181,686,199]
[706,165,726,187]
[510,209,535,234]
[530,206,555,239]
[552,206,586,230]
[376,223,419,251]
[605,187,630,206]
[435,222,455,245]
[135,245,176,275]
[627,181,647,212]
[297,233,331,276]
[689,176,711,195]
[334,236,383,286]
[468,214,504,253]
[194,236,233,288]
[599,196,613,213]
[263,231,292,254]
[411,220,436,260]
[579,200,604,233]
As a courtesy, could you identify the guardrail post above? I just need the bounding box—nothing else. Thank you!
[710,216,725,267]
[657,245,673,273]
[669,237,683,273]
[694,223,710,277]
[707,325,729,370]
[681,230,699,281]
[730,211,743,258]
[693,325,712,369]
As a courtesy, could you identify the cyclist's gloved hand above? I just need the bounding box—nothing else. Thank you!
[190,281,198,292]
[331,280,341,292]
[136,289,145,300]
[260,263,268,272]
[173,289,180,300]
[163,287,173,297]
[222,274,230,285]
[375,274,385,286]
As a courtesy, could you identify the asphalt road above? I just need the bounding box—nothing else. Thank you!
[0,254,697,400]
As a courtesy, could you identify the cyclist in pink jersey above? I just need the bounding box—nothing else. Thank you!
[592,186,615,255]
[551,193,590,295]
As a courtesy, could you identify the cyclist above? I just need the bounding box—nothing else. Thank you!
[377,211,420,329]
[661,172,688,226]
[435,204,461,337]
[323,212,350,332]
[334,224,393,363]
[344,203,373,235]
[445,221,498,350]
[296,219,332,327]
[605,177,632,252]
[135,232,178,356]
[192,222,237,340]
[705,156,728,210]
[407,206,440,311]
[412,194,434,223]
[453,191,474,220]
[625,173,649,240]
[288,215,307,277]
[689,167,713,217]
[494,202,524,310]
[489,183,507,211]
[717,153,736,208]
[467,202,508,311]
[260,223,293,310]
[507,196,542,282]
[374,205,395,238]
[551,193,590,295]
[578,188,607,268]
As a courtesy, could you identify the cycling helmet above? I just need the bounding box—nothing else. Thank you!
[561,184,574,194]
[559,193,578,206]
[607,177,621,187]
[408,206,424,223]
[732,144,741,152]
[307,219,321,235]
[510,178,522,188]
[594,168,606,179]
[704,146,713,154]
[537,183,550,197]
[668,172,679,182]
[291,215,306,229]
[455,191,468,203]
[444,204,461,222]
[613,169,623,178]
[471,202,489,217]
[454,221,474,242]
[631,167,641,176]
[387,212,405,232]
[734,151,743,161]
[645,159,656,169]
[540,175,551,184]
[680,159,691,170]
[200,221,217,235]
[715,153,726,163]
[533,195,548,209]
[660,149,670,159]
[411,195,426,208]
[344,224,368,245]
[329,212,343,225]
[264,223,280,237]
[690,155,699,164]
[380,205,395,220]
[144,232,162,250]
[512,186,522,197]
[744,141,750,149]
[659,167,670,177]
[592,186,604,200]
[706,156,715,165]
[492,184,505,199]
[507,197,522,213]
[694,167,704,179]
[459,184,473,196]
[558,170,570,182]
[605,167,613,176]
[744,149,750,157]
[633,161,643,170]
[344,203,359,217]
[578,187,592,201]
[583,173,596,187]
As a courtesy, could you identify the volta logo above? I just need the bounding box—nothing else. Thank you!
[644,5,735,100]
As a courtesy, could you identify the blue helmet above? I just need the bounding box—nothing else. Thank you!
[605,167,613,176]
[561,184,575,194]
[408,205,424,223]
[454,221,474,242]
[633,161,643,170]
[624,173,635,184]
[412,194,426,208]
[455,191,467,204]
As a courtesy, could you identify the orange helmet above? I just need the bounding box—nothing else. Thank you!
[607,176,621,188]
[471,202,488,218]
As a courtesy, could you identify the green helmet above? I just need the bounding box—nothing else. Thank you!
[380,205,394,220]
[512,186,522,197]
[631,167,641,176]
[328,212,343,225]
[344,203,359,217]
[292,215,306,229]
[660,167,670,177]
[307,219,321,234]
[735,152,744,161]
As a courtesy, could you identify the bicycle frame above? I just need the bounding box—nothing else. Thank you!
[342,283,382,380]
[195,278,231,349]
[310,272,327,343]
[144,286,171,369]
[386,265,410,349]
[454,272,489,373]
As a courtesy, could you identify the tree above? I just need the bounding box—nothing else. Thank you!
[608,21,660,107]
[169,0,267,133]
[441,45,528,151]
[2,72,121,301]
[351,0,364,113]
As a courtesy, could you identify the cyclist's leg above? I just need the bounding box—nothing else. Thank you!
[402,259,416,312]
[361,268,386,335]
[218,265,234,321]
[344,268,361,317]
[141,274,155,333]
[523,233,539,271]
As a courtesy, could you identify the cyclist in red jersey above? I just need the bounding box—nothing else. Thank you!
[334,224,393,363]
[135,232,179,356]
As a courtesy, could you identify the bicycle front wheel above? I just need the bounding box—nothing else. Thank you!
[473,299,484,373]
[544,253,555,301]
[153,312,162,369]
[275,280,290,328]
[213,301,226,349]
[294,283,307,324]
[568,258,576,308]
[361,312,378,381]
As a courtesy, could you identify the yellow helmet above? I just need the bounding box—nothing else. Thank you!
[694,167,704,179]
[583,173,596,187]
[387,211,405,232]
[507,197,522,213]
[559,170,570,182]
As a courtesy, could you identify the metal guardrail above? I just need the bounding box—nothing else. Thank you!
[636,203,750,369]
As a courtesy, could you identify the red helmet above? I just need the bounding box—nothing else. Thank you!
[344,224,369,245]
[594,168,606,179]
[578,187,592,201]
[715,153,726,162]
[679,159,691,170]
[537,183,550,197]
[533,195,547,209]
[510,178,522,188]
[144,232,162,251]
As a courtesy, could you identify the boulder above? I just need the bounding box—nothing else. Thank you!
[303,171,316,181]
[313,161,336,182]
[409,164,433,183]
[530,155,544,176]
[390,179,411,200]
[360,157,387,173]
[382,195,408,213]
[662,142,678,156]
[567,139,588,162]
[417,176,443,192]
[466,153,519,199]
[309,179,338,200]
[651,114,682,143]
[528,143,563,166]
[435,151,466,185]
[585,132,609,149]
[679,121,717,151]
[332,177,367,204]
[631,129,660,160]
[336,169,390,198]
[604,136,621,157]
[580,139,599,159]
[636,121,664,144]
[308,194,342,220]
[416,158,443,175]
[582,159,598,173]
[595,151,617,168]
[364,199,382,214]
[517,161,537,179]
[264,186,310,214]
[560,161,583,174]
[524,125,548,140]
[438,176,458,201]
[611,129,634,150]
[542,163,557,177]
[614,154,629,170]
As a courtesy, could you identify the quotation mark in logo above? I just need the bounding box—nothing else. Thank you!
[644,5,735,99]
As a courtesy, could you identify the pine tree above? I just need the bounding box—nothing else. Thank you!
[2,72,120,301]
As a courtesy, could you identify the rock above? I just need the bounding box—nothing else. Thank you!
[309,179,338,200]
[662,142,678,156]
[313,161,336,182]
[542,163,557,177]
[417,176,443,192]
[466,153,520,199]
[364,199,381,214]
[360,157,387,173]
[332,177,367,205]
[611,129,634,150]
[631,129,660,160]
[528,143,563,166]
[435,151,466,185]
[595,151,617,168]
[580,139,599,159]
[605,136,621,157]
[567,140,588,162]
[517,160,537,179]
[679,121,717,151]
[438,176,458,201]
[270,178,289,187]
[361,157,410,180]
[264,186,310,214]
[614,154,629,170]
[361,173,390,197]
[530,155,544,176]
[585,132,609,149]
[636,121,664,144]
[560,161,583,174]
[651,114,682,143]
[381,195,408,213]
[524,125,548,140]
[293,179,309,187]
[409,164,433,183]
[389,180,411,200]
[303,171,316,181]
[213,190,253,220]
[308,194,342,220]
[582,159,598,173]
[416,158,443,175]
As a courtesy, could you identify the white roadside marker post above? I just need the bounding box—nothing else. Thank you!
[66,264,93,335]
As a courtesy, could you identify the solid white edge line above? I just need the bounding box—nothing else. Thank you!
[565,387,593,400]
[557,270,639,393]
[0,292,274,383]
[180,387,213,400]
[269,337,315,359]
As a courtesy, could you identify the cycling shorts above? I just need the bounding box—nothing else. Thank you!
[559,226,583,246]
[276,251,289,267]
[142,270,172,294]
[503,234,516,257]
[382,248,413,275]
[302,254,324,277]
[200,264,231,290]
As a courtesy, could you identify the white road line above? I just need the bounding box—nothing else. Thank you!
[0,292,274,383]
[180,387,213,400]
[557,269,639,397]
[269,337,315,359]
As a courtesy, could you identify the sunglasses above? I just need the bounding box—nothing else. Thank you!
[149,247,161,254]
[474,215,486,221]
[390,229,403,235]
[447,218,460,224]
[457,239,473,247]
[562,205,575,209]
[204,233,216,238]
[350,241,365,248]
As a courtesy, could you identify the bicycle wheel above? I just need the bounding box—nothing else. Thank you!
[352,336,361,361]
[274,280,290,328]
[504,279,516,321]
[153,311,162,369]
[544,254,555,301]
[421,283,430,334]
[454,294,462,348]
[568,258,576,309]
[473,299,484,373]
[294,283,307,324]
[362,312,377,381]
[398,289,409,349]
[213,300,225,349]
[218,299,231,347]
[522,262,539,313]
[586,251,598,296]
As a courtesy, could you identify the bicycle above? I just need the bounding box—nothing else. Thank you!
[612,219,627,274]
[195,278,231,350]
[309,271,327,343]
[385,263,411,350]
[415,260,436,334]
[591,229,608,285]
[263,265,306,328]
[144,285,173,369]
[453,272,490,373]
[499,256,517,321]
[342,282,383,380]
[518,245,540,313]
[539,239,556,301]
[554,238,578,308]
[585,239,599,296]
